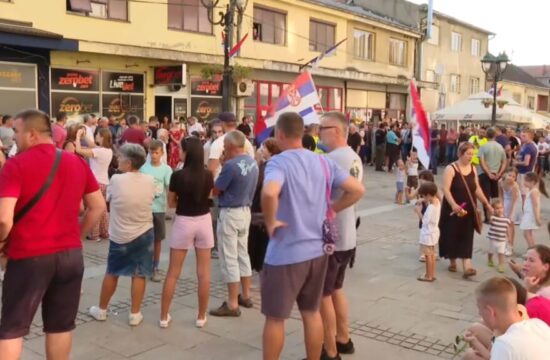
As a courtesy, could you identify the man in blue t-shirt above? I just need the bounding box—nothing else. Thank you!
[261,112,365,360]
[210,131,259,318]
[514,129,538,198]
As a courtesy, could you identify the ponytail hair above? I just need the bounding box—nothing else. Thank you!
[525,172,549,198]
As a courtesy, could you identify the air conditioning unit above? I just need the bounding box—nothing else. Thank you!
[168,84,182,92]
[235,79,253,97]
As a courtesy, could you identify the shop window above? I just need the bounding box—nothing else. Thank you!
[253,6,286,45]
[317,86,342,112]
[168,0,212,34]
[389,38,406,66]
[67,0,128,21]
[244,81,257,108]
[309,19,335,52]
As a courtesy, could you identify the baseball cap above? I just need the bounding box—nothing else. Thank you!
[218,112,236,123]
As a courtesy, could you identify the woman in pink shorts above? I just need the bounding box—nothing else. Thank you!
[160,137,214,328]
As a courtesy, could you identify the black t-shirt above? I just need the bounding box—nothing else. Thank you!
[347,133,362,152]
[430,129,439,145]
[169,168,214,216]
[237,123,251,137]
[375,129,386,145]
[509,136,520,150]
[458,133,469,143]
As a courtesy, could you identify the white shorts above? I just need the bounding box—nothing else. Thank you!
[489,240,507,255]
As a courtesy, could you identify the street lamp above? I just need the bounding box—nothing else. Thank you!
[201,0,247,112]
[481,51,509,126]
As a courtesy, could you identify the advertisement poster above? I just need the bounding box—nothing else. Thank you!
[102,94,144,120]
[51,92,100,118]
[154,65,184,85]
[191,97,222,122]
[102,72,144,93]
[173,98,187,120]
[51,68,99,91]
[0,63,36,89]
[191,77,222,96]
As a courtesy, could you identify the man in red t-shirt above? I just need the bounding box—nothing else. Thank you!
[0,110,105,360]
[119,115,147,147]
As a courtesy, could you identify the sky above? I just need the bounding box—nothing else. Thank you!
[406,0,549,66]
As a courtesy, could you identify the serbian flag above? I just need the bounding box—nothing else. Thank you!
[409,80,431,169]
[256,71,322,144]
[229,33,248,58]
[488,85,503,97]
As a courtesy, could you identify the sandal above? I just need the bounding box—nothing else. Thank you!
[448,265,457,273]
[417,275,436,282]
[462,268,477,279]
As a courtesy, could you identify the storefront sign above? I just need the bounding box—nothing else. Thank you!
[154,65,185,85]
[51,92,100,117]
[174,98,187,120]
[102,94,144,120]
[51,68,99,91]
[191,78,222,96]
[102,72,144,93]
[191,97,222,122]
[0,62,36,88]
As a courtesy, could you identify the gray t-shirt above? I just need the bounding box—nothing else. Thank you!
[479,140,506,174]
[0,127,14,149]
[327,146,364,251]
[215,154,259,208]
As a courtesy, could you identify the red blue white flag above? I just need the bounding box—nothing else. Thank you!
[257,71,322,143]
[409,80,431,169]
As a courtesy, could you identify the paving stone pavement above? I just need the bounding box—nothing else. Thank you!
[7,166,550,359]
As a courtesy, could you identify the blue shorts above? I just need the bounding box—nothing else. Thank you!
[396,181,404,192]
[107,228,154,277]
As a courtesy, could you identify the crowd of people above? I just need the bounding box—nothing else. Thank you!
[1,107,550,360]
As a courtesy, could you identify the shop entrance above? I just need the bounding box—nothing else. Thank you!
[155,96,172,120]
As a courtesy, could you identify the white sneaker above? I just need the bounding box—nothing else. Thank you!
[89,306,107,321]
[159,314,172,328]
[505,247,514,257]
[129,312,144,326]
[195,316,207,328]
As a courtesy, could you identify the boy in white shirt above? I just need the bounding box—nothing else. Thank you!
[415,182,440,282]
[474,277,550,360]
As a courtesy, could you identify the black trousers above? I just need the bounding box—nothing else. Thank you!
[387,143,399,172]
[375,144,386,170]
[479,173,499,221]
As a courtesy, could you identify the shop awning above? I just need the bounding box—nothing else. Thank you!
[0,19,78,51]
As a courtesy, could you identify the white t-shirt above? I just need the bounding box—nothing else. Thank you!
[327,146,363,251]
[84,125,95,143]
[420,202,441,246]
[204,139,213,165]
[187,122,204,135]
[491,319,550,360]
[90,147,113,185]
[107,172,155,244]
[208,133,255,179]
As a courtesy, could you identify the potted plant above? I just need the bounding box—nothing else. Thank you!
[232,63,252,82]
[200,64,224,80]
[497,99,509,108]
[482,99,493,108]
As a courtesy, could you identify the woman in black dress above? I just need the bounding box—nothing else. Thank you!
[439,142,492,278]
[248,138,281,271]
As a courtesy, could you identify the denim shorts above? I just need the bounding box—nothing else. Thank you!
[107,228,154,277]
[396,181,404,192]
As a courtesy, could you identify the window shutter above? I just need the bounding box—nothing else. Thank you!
[69,0,92,12]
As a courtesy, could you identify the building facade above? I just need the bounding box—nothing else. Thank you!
[0,0,424,124]
[418,5,492,115]
[520,65,550,89]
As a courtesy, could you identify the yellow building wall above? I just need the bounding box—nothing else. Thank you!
[421,15,489,113]
[499,81,550,111]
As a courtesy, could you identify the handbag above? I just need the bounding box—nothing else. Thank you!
[319,156,337,255]
[13,149,62,224]
[452,163,482,234]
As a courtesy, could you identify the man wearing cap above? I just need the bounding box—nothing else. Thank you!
[207,112,255,180]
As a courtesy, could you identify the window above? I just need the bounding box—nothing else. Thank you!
[469,77,480,94]
[450,74,461,93]
[427,24,439,45]
[451,32,462,52]
[471,39,481,57]
[317,86,342,112]
[389,38,407,66]
[528,96,535,110]
[253,6,286,45]
[67,0,128,21]
[168,0,212,34]
[537,95,549,112]
[309,19,335,52]
[353,29,374,60]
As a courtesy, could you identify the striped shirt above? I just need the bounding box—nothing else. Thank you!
[488,215,511,242]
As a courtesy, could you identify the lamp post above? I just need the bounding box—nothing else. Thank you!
[481,52,509,126]
[201,0,247,112]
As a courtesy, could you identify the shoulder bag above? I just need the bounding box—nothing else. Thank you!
[13,148,62,224]
[319,156,337,255]
[453,163,482,234]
